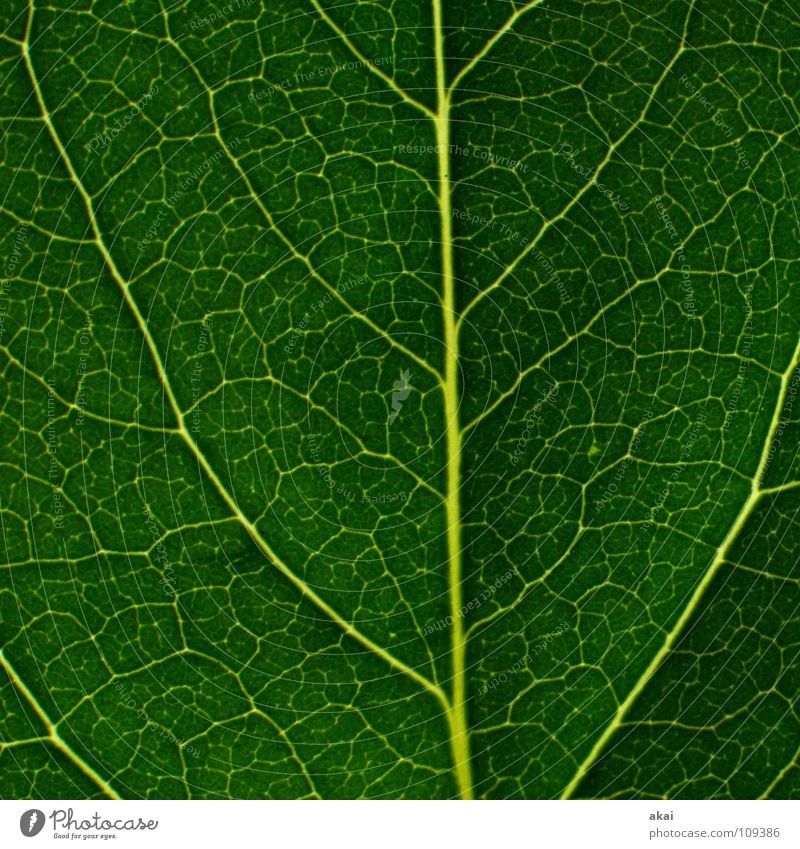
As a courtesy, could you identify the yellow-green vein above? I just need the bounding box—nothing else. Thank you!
[432,0,474,801]
[0,649,121,799]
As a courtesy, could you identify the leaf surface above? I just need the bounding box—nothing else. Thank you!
[1,0,799,799]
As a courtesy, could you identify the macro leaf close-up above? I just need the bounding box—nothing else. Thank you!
[1,0,800,801]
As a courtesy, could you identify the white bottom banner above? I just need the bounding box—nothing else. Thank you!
[0,800,796,849]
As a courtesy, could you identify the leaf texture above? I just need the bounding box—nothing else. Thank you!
[1,0,799,799]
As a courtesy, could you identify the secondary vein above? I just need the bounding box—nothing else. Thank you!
[0,649,121,799]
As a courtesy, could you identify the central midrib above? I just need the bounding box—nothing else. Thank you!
[432,0,474,801]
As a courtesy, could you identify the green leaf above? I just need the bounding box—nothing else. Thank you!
[1,0,799,800]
